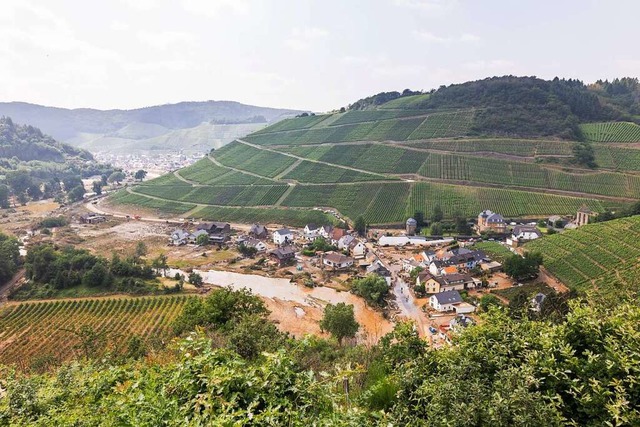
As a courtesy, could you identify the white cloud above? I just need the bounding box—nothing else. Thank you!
[111,20,130,31]
[463,59,517,72]
[285,27,329,51]
[413,30,449,43]
[393,0,457,12]
[137,30,196,50]
[182,0,249,18]
[459,33,481,43]
[414,30,481,44]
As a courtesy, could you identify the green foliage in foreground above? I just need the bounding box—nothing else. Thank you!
[2,300,640,425]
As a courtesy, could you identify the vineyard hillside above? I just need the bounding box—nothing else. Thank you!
[526,215,640,291]
[0,296,190,370]
[109,77,640,226]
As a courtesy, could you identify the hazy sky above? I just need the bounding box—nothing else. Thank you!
[0,0,639,112]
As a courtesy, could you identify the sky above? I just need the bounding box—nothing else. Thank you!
[0,0,639,112]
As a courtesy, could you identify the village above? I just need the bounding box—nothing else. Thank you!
[132,204,593,346]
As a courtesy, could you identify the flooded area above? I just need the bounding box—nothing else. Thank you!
[168,268,393,343]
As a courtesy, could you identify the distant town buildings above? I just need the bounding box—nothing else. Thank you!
[477,210,506,233]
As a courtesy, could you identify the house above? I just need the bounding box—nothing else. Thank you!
[429,290,463,312]
[337,234,356,250]
[349,240,367,259]
[480,260,502,273]
[197,222,231,236]
[323,252,354,270]
[241,237,267,252]
[444,248,487,270]
[273,228,294,245]
[319,225,334,239]
[269,246,296,266]
[421,250,437,264]
[170,229,190,246]
[428,259,448,276]
[403,258,423,273]
[367,259,391,277]
[547,215,565,229]
[304,223,321,239]
[450,314,475,331]
[418,272,475,294]
[507,225,543,247]
[406,217,417,235]
[330,228,347,245]
[477,210,507,233]
[575,205,597,227]
[188,229,209,245]
[197,222,230,244]
[249,224,268,239]
[441,266,459,276]
[454,302,476,314]
[530,293,546,313]
[80,213,106,224]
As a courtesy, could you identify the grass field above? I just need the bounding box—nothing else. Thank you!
[472,241,514,262]
[378,93,431,109]
[525,215,640,290]
[580,122,640,143]
[0,295,190,370]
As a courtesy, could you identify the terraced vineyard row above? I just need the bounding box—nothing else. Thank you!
[417,153,640,198]
[580,122,640,143]
[178,159,273,185]
[0,296,190,369]
[280,182,605,224]
[378,93,431,109]
[406,182,605,220]
[329,109,428,126]
[109,190,196,215]
[404,138,575,157]
[282,160,391,183]
[526,216,640,290]
[193,205,335,227]
[407,110,475,139]
[252,114,330,134]
[212,143,297,177]
[134,184,289,206]
[243,111,475,146]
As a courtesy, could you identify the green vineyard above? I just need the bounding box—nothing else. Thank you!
[526,216,640,290]
[110,101,640,226]
[0,296,190,369]
[580,122,640,143]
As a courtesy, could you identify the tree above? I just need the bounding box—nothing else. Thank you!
[0,184,10,209]
[479,294,502,311]
[432,204,444,223]
[92,181,103,195]
[238,243,257,258]
[134,241,147,259]
[67,185,85,203]
[196,233,209,246]
[504,252,543,281]
[188,272,204,288]
[508,290,530,319]
[354,216,366,236]
[27,184,42,201]
[413,211,425,227]
[320,302,359,345]
[134,170,147,181]
[108,171,126,185]
[6,170,32,196]
[352,274,389,307]
[430,222,443,236]
[151,253,168,276]
[0,232,20,285]
[82,262,112,288]
[62,176,83,192]
[454,211,471,235]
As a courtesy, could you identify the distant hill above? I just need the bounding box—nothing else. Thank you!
[0,116,92,163]
[0,101,305,154]
[0,115,110,177]
[109,76,640,226]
